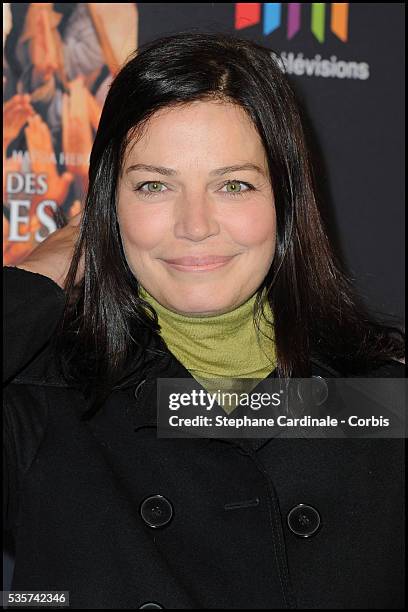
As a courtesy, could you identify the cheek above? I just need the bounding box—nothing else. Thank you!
[226,202,276,247]
[118,205,170,251]
[117,197,276,251]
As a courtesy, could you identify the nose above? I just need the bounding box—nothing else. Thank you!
[173,193,219,242]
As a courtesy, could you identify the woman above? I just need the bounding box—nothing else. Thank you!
[3,31,405,609]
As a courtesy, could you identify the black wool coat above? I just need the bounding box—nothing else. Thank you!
[3,266,405,609]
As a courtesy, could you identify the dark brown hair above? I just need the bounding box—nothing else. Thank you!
[51,30,405,420]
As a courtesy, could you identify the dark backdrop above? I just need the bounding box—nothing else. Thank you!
[3,2,405,595]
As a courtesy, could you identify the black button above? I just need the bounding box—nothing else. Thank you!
[139,603,163,609]
[311,376,328,405]
[287,504,321,537]
[134,379,147,400]
[297,376,328,406]
[140,495,173,528]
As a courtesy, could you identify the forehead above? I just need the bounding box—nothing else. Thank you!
[143,99,252,126]
[124,100,266,165]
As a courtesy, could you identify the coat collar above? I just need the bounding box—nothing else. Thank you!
[8,338,364,455]
[9,333,343,389]
[126,349,344,454]
[10,339,403,455]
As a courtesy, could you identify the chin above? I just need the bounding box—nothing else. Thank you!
[166,296,231,316]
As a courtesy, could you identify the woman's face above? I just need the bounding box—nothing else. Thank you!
[117,100,276,316]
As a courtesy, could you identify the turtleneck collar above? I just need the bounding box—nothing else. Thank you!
[138,285,276,382]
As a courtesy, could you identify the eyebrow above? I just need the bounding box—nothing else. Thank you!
[125,163,266,177]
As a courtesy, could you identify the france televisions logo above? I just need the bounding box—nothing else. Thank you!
[234,3,349,43]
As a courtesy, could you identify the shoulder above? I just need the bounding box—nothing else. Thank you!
[363,358,405,378]
[311,355,406,378]
[7,341,74,388]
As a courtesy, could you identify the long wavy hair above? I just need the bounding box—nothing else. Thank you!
[51,30,405,420]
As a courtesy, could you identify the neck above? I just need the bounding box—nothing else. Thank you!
[138,285,276,380]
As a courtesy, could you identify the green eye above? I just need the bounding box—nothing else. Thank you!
[134,179,255,199]
[221,180,255,197]
[146,182,163,192]
[133,181,167,198]
[225,181,241,193]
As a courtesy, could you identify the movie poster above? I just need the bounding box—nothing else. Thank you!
[3,3,138,265]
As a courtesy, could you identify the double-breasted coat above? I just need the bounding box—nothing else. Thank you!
[3,266,405,609]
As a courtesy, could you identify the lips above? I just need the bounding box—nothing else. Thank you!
[163,255,236,266]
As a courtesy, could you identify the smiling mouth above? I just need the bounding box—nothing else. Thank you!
[161,255,238,272]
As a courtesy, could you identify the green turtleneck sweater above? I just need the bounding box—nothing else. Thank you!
[139,286,277,413]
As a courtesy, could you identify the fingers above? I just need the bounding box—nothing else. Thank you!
[87,90,102,131]
[4,94,33,114]
[25,114,43,143]
[25,114,55,174]
[25,114,53,154]
[68,76,87,120]
[60,171,75,194]
[25,115,45,156]
[4,94,36,147]
[68,208,83,227]
[39,114,53,154]
[67,75,85,91]
[40,10,58,73]
[62,80,93,169]
[61,92,69,155]
[69,200,82,218]
[24,116,35,151]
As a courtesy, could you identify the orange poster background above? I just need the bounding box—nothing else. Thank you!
[3,3,138,265]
